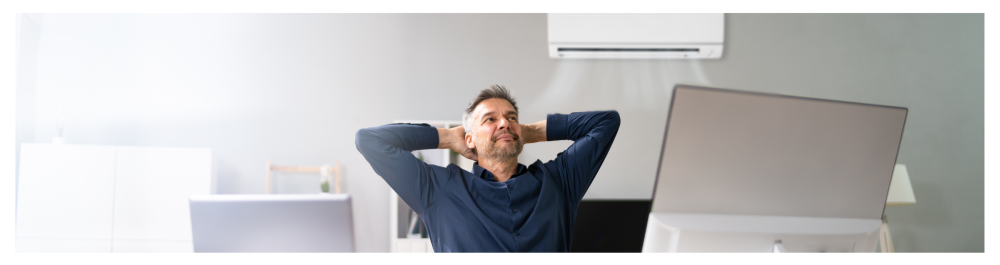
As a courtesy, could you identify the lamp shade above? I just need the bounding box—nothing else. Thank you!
[886,164,916,206]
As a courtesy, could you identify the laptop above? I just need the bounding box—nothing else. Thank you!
[189,194,355,252]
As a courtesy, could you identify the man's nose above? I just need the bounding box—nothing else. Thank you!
[497,118,508,130]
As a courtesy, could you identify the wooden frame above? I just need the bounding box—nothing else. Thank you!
[266,159,341,194]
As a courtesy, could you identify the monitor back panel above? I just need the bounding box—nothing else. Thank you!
[651,85,907,219]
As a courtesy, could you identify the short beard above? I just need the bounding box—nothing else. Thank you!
[474,132,524,161]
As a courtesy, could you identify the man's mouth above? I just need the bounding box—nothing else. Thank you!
[493,133,517,142]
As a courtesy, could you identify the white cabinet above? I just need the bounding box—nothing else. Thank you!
[16,144,117,252]
[387,121,473,253]
[16,144,212,253]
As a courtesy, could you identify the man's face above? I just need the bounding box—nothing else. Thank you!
[466,98,524,161]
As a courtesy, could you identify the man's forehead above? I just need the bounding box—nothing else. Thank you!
[474,99,517,117]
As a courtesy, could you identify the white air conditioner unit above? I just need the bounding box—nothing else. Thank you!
[547,14,725,59]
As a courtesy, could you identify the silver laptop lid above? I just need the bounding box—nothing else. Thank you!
[651,85,907,219]
[189,194,355,253]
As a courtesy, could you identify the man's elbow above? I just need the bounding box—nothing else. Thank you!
[355,128,377,155]
[604,110,621,129]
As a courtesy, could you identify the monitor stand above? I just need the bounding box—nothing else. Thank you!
[641,212,881,252]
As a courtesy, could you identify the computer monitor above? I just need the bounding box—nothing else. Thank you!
[189,194,355,253]
[645,85,907,252]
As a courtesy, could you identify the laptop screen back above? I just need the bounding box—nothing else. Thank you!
[189,194,355,252]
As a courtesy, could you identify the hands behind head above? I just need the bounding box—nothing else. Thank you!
[440,121,544,163]
[447,126,477,161]
[456,144,477,161]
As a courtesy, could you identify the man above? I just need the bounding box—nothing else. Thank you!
[356,85,620,252]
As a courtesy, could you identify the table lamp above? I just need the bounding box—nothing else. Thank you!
[880,164,916,252]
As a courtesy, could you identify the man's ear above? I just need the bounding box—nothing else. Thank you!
[465,133,475,149]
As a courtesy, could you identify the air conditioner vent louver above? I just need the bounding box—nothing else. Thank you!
[558,48,700,52]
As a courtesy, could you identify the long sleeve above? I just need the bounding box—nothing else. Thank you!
[544,110,622,203]
[355,123,442,215]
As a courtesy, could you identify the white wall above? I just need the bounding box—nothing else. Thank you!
[714,14,983,253]
[18,13,982,252]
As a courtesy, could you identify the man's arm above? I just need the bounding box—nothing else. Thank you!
[544,111,621,202]
[356,124,442,214]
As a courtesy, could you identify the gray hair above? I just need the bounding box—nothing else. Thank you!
[462,85,518,136]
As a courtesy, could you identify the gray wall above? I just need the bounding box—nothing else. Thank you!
[16,13,982,252]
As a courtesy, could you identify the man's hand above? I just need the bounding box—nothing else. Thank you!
[438,126,477,161]
[521,120,547,144]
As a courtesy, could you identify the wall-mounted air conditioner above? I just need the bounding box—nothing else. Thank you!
[547,14,725,59]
